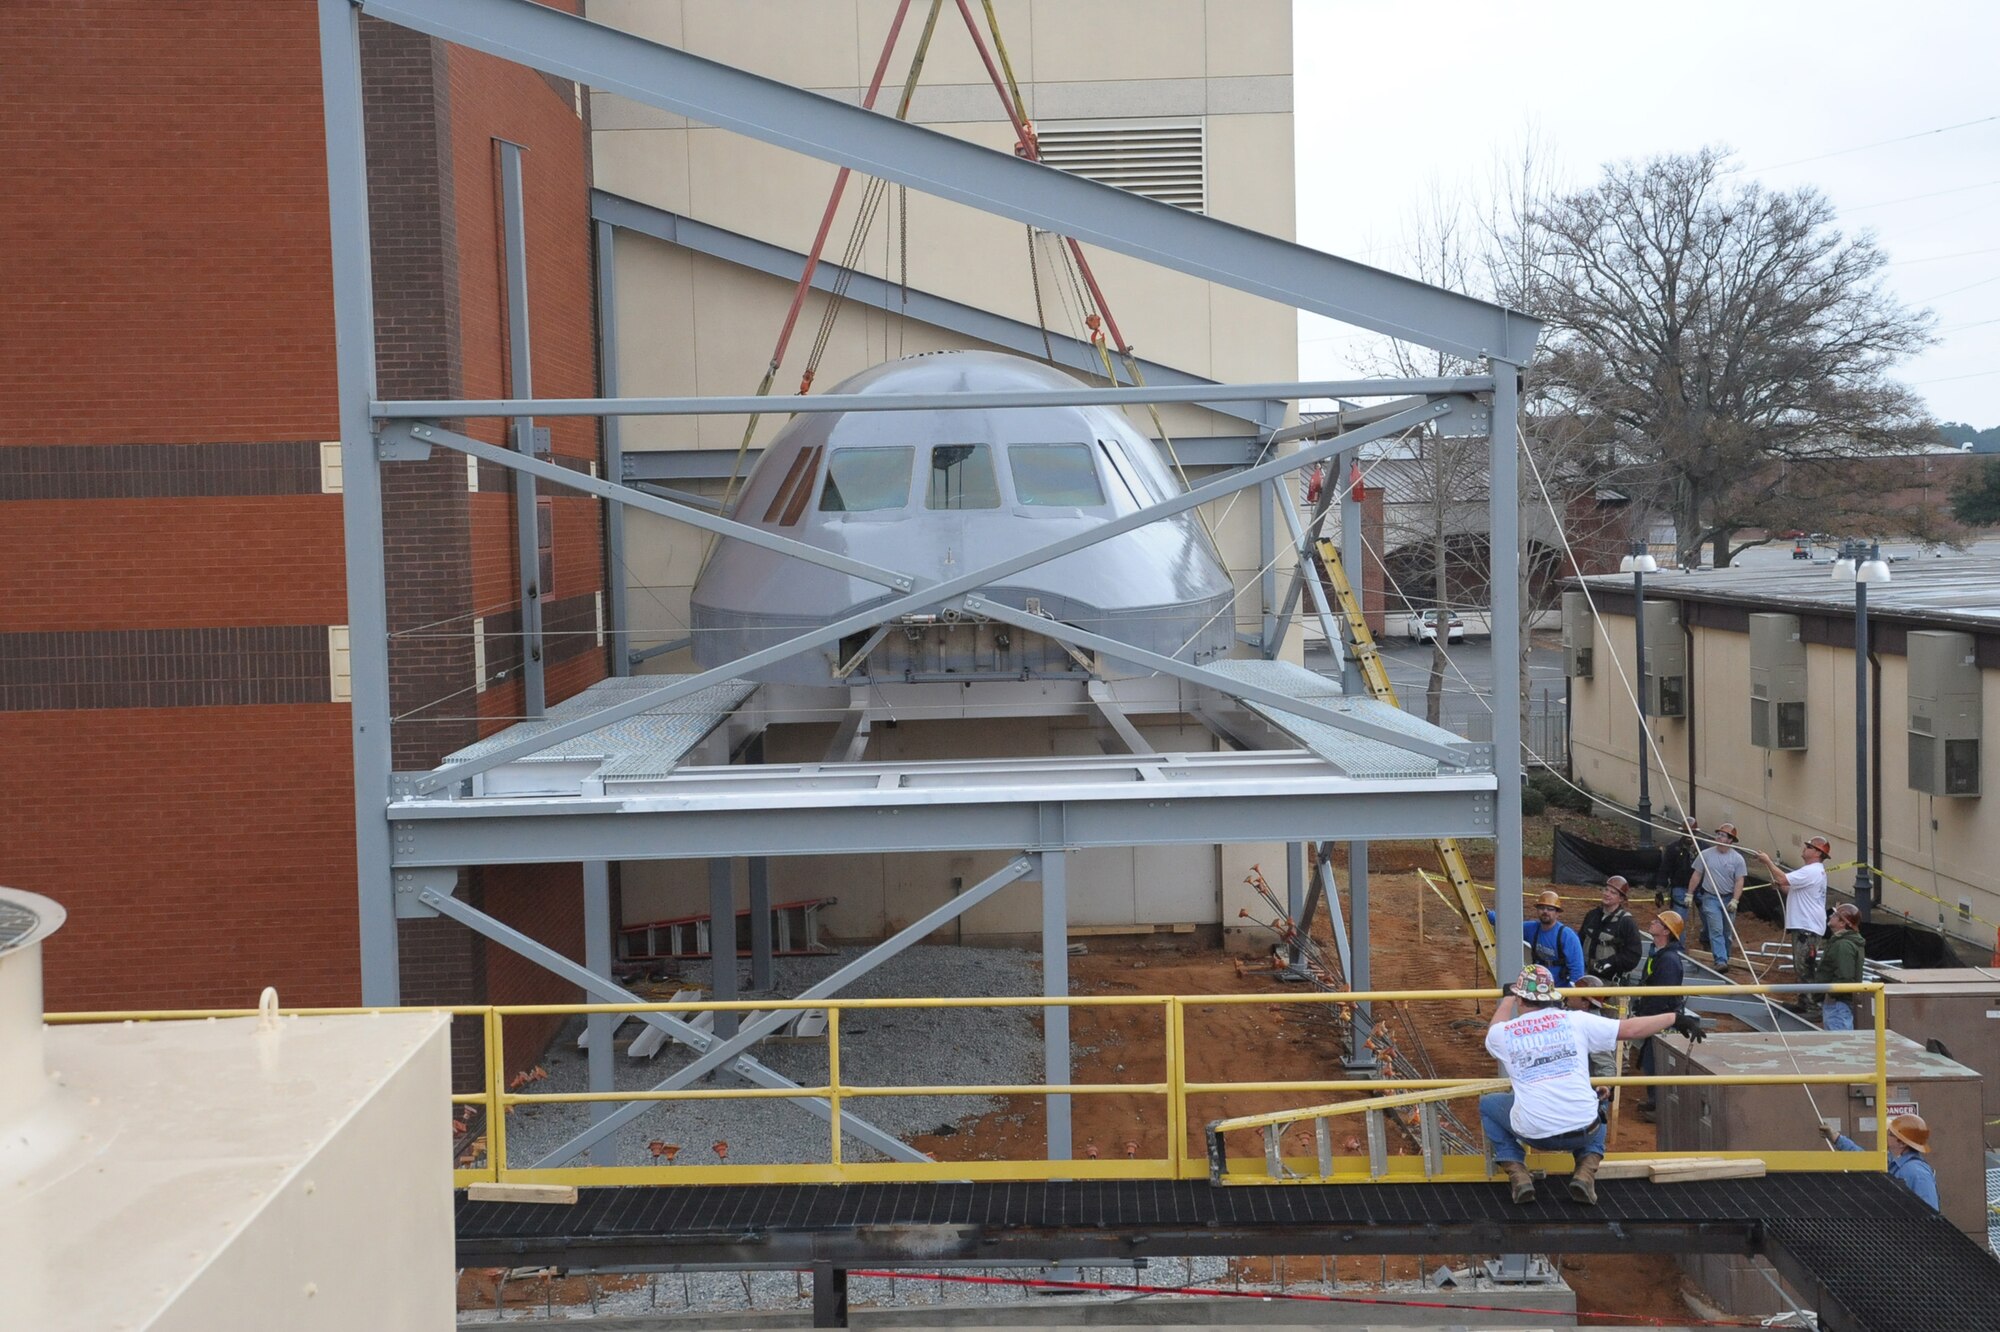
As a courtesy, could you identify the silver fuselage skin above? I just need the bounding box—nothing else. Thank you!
[690,352,1236,685]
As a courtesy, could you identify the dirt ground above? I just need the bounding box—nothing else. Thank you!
[907,824,1796,1326]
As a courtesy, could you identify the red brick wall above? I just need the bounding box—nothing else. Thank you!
[4,5,607,1054]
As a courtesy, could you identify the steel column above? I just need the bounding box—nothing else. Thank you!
[416,887,926,1165]
[583,859,614,1131]
[708,859,738,1037]
[1854,558,1875,918]
[1284,841,1306,972]
[1271,479,1344,674]
[407,398,1459,794]
[1339,446,1366,697]
[1041,846,1071,1161]
[1489,362,1525,955]
[1347,842,1373,1066]
[1259,481,1278,658]
[747,856,774,991]
[497,141,546,716]
[316,0,399,1004]
[594,218,631,676]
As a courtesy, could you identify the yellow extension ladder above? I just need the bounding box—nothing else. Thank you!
[1313,538,1501,983]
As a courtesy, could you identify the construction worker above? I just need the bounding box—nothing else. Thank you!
[1687,822,1748,967]
[1631,910,1688,1119]
[1484,964,1704,1206]
[1578,877,1643,982]
[1517,890,1586,987]
[1821,1114,1939,1210]
[1747,836,1831,1015]
[1654,819,1699,910]
[1810,903,1866,1030]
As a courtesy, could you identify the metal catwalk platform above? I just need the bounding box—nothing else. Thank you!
[456,1176,2000,1331]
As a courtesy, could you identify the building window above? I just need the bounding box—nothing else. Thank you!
[1036,119,1206,213]
[820,446,914,513]
[927,444,1002,510]
[1008,443,1105,507]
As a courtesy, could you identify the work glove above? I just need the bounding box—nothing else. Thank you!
[1670,1012,1707,1043]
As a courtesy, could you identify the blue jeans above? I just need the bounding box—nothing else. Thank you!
[1480,1092,1606,1166]
[1695,892,1731,965]
[1669,884,1688,913]
[1822,999,1855,1030]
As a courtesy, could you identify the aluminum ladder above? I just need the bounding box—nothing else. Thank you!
[1313,536,1501,982]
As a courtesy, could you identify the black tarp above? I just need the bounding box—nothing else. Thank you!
[1551,827,1659,887]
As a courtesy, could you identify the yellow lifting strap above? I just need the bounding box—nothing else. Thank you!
[1312,537,1501,982]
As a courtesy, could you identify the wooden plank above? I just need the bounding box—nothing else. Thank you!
[1595,1156,1732,1180]
[467,1182,580,1205]
[1649,1160,1766,1183]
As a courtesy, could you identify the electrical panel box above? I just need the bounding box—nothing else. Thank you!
[1747,612,1807,750]
[1908,629,1981,797]
[1641,600,1685,718]
[1561,590,1593,679]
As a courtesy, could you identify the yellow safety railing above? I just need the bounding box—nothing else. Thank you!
[47,982,1888,1188]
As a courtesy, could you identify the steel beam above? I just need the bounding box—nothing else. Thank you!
[358,0,1539,362]
[595,219,631,676]
[533,857,1035,1167]
[405,397,1458,794]
[316,0,399,1004]
[1272,480,1343,673]
[376,377,1493,420]
[498,140,546,716]
[388,780,1498,864]
[590,191,1283,432]
[418,886,928,1165]
[624,437,1269,481]
[964,595,1473,767]
[1258,481,1278,658]
[1489,362,1525,954]
[382,421,914,592]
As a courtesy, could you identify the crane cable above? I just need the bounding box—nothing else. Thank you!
[959,1,1216,547]
[704,0,932,541]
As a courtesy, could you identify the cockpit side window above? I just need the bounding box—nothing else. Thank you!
[762,444,823,525]
[819,445,914,513]
[1008,443,1106,507]
[926,443,1002,509]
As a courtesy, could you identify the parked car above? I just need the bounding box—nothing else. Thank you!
[1406,610,1465,644]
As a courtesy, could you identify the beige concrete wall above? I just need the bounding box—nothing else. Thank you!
[1570,609,2000,943]
[596,0,1298,937]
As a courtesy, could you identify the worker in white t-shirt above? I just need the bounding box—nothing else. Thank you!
[1747,836,1831,1015]
[1482,964,1705,1205]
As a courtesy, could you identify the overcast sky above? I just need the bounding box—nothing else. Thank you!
[1294,0,2000,429]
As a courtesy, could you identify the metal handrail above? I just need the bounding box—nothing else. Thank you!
[46,982,1889,1188]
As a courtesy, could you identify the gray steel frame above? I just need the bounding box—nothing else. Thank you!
[317,0,1536,1074]
[589,189,1283,433]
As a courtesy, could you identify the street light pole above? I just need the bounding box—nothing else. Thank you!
[1621,538,1659,846]
[1839,540,1890,919]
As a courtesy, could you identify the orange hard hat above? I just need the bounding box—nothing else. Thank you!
[1654,910,1685,940]
[1535,890,1564,910]
[1888,1114,1931,1154]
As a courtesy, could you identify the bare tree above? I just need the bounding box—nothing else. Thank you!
[1517,147,1937,566]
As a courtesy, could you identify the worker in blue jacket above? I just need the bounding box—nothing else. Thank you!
[1490,890,1586,987]
[1822,1114,1941,1210]
[1526,890,1587,987]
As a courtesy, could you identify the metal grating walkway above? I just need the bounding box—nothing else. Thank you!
[457,1175,2000,1332]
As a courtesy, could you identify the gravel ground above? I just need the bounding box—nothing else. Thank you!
[455,1258,1545,1323]
[494,946,1047,1170]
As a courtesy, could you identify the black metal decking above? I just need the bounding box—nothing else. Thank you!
[457,1175,2000,1330]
